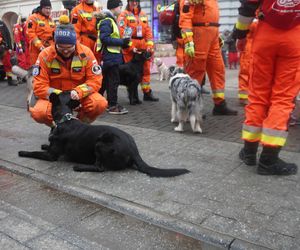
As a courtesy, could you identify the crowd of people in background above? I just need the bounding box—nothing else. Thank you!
[0,0,299,175]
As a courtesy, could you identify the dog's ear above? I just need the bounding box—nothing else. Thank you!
[49,92,60,104]
[67,99,80,109]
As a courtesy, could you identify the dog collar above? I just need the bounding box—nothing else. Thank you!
[57,113,77,124]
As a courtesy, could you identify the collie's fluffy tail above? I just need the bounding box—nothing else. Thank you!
[134,155,190,177]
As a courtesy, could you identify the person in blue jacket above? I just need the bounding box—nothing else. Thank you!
[97,0,130,114]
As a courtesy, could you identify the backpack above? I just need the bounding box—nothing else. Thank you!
[158,1,181,41]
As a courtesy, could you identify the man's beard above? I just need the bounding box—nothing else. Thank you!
[57,50,74,60]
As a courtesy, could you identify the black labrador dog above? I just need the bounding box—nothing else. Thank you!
[118,50,151,105]
[18,92,190,177]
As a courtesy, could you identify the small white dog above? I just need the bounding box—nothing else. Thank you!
[169,66,204,133]
[154,57,169,81]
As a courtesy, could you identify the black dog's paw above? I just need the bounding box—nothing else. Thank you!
[18,151,28,157]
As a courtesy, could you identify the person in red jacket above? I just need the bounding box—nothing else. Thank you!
[117,0,159,102]
[29,16,107,127]
[234,0,300,175]
[13,16,31,70]
[26,0,56,65]
[179,0,237,115]
[0,32,17,86]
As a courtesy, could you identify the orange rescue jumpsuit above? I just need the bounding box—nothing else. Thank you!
[238,22,257,101]
[13,23,31,70]
[30,42,107,126]
[238,0,300,147]
[27,12,56,65]
[179,0,225,104]
[71,1,100,55]
[118,9,154,93]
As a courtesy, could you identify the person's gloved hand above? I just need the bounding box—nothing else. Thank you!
[122,38,131,48]
[184,41,195,57]
[53,89,62,95]
[70,90,80,100]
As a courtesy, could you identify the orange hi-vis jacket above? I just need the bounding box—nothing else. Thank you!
[71,2,100,52]
[118,9,154,88]
[30,42,107,126]
[33,42,102,100]
[27,12,56,65]
[179,0,219,35]
[118,9,154,50]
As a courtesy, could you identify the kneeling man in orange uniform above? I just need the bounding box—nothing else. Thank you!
[29,16,107,127]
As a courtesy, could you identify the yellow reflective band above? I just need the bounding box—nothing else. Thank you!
[236,21,249,31]
[242,130,261,141]
[238,93,248,99]
[261,134,286,147]
[212,93,225,99]
[182,31,193,39]
[6,72,13,77]
[53,89,62,95]
[140,17,147,22]
[46,59,60,69]
[126,16,135,21]
[71,57,83,69]
[146,41,154,46]
[78,84,90,98]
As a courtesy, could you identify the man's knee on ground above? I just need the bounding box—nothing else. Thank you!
[80,93,108,121]
[29,99,53,126]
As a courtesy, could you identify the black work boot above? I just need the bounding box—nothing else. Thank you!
[257,146,298,175]
[7,76,18,86]
[213,100,238,115]
[239,141,259,166]
[143,90,159,102]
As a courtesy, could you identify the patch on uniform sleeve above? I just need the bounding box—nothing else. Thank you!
[119,20,125,27]
[32,66,40,76]
[92,65,102,75]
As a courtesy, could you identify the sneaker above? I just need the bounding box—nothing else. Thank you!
[108,104,128,115]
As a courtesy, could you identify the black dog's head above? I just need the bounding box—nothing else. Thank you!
[49,92,80,122]
[132,49,152,62]
[168,65,185,78]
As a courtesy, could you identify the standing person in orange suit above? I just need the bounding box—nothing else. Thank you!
[26,0,56,65]
[118,0,159,102]
[71,0,100,57]
[179,0,237,115]
[29,16,107,127]
[235,0,300,175]
[237,21,257,105]
[13,16,31,70]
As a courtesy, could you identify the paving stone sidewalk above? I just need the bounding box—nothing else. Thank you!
[0,70,299,249]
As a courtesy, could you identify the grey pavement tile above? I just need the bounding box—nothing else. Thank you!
[26,233,82,250]
[0,216,46,243]
[177,205,212,225]
[265,208,300,237]
[256,230,296,250]
[201,214,262,244]
[0,232,30,250]
[0,210,9,219]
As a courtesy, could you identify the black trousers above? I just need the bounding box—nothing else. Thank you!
[100,64,120,107]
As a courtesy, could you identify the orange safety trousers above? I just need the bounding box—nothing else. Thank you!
[238,50,250,100]
[176,38,184,68]
[123,39,152,93]
[184,27,225,104]
[30,93,107,126]
[242,22,300,147]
